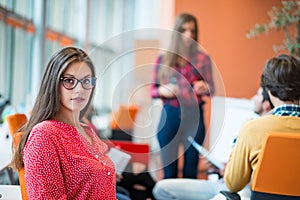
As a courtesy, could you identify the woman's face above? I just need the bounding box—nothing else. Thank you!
[180,21,196,47]
[59,62,93,115]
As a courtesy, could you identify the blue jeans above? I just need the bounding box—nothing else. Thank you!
[157,104,205,179]
[116,186,131,200]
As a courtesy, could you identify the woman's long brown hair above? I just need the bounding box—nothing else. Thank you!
[158,13,199,83]
[11,47,96,170]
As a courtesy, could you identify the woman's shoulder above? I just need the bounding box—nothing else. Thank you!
[32,119,73,136]
[25,120,60,150]
[33,119,56,130]
[29,120,53,139]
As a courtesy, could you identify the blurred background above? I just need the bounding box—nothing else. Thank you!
[0,0,287,143]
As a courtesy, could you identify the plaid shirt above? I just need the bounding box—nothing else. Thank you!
[150,51,214,107]
[273,104,300,117]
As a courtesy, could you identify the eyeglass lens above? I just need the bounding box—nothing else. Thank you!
[61,77,96,90]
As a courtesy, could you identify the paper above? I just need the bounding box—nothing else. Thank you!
[108,147,131,175]
[188,136,224,169]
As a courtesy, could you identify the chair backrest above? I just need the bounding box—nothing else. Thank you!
[6,113,27,137]
[6,114,29,200]
[12,131,28,200]
[251,132,300,199]
[17,166,28,200]
[104,140,150,166]
[110,105,139,130]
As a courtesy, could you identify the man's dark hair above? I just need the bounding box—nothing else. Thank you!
[261,54,300,102]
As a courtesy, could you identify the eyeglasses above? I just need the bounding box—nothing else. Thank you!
[60,76,97,90]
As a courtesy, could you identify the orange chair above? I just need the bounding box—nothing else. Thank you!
[6,113,27,137]
[13,132,28,200]
[6,113,28,200]
[104,140,150,167]
[219,132,300,200]
[110,105,139,131]
[110,105,139,141]
[250,132,300,199]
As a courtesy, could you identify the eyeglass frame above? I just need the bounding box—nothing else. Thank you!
[60,76,97,90]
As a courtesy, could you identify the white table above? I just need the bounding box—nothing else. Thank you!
[0,123,12,170]
[0,185,21,200]
[0,124,21,200]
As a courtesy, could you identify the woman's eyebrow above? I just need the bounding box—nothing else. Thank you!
[62,74,92,78]
[61,74,74,77]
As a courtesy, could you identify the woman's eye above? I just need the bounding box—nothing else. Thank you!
[179,28,186,32]
[65,78,74,84]
[83,78,91,84]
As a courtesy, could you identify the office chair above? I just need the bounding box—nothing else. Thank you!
[219,132,300,200]
[110,105,139,141]
[103,140,150,168]
[12,132,28,200]
[6,113,27,138]
[5,113,28,200]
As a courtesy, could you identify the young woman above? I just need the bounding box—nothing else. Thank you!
[12,47,116,199]
[150,13,215,179]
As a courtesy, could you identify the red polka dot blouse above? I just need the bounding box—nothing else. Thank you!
[23,119,116,200]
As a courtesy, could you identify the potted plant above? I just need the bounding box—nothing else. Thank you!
[246,0,300,59]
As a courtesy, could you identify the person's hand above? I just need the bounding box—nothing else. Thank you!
[158,84,179,98]
[204,160,219,173]
[193,80,209,95]
[116,174,123,182]
[219,163,227,177]
[205,160,227,176]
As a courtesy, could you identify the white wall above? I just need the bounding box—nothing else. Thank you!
[209,96,258,163]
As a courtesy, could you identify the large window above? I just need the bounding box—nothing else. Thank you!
[0,0,161,116]
[0,3,34,110]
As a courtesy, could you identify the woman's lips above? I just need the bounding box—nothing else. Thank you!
[71,97,85,103]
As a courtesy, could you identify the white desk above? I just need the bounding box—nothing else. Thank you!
[0,185,21,200]
[0,123,12,170]
[0,125,21,200]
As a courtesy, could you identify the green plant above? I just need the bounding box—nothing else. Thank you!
[246,0,300,59]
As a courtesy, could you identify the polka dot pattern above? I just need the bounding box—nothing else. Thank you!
[23,119,116,200]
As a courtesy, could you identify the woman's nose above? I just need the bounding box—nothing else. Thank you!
[184,31,192,38]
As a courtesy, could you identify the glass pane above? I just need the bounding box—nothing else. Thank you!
[65,0,83,38]
[0,21,5,95]
[0,0,11,9]
[14,0,28,18]
[45,40,61,64]
[11,28,29,111]
[0,0,5,7]
[46,0,65,32]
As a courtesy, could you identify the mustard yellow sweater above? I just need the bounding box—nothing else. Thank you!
[224,115,300,192]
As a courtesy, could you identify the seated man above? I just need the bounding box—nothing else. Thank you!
[224,54,300,194]
[152,86,274,200]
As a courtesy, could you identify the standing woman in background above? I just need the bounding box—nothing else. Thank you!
[12,47,116,199]
[150,13,215,179]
